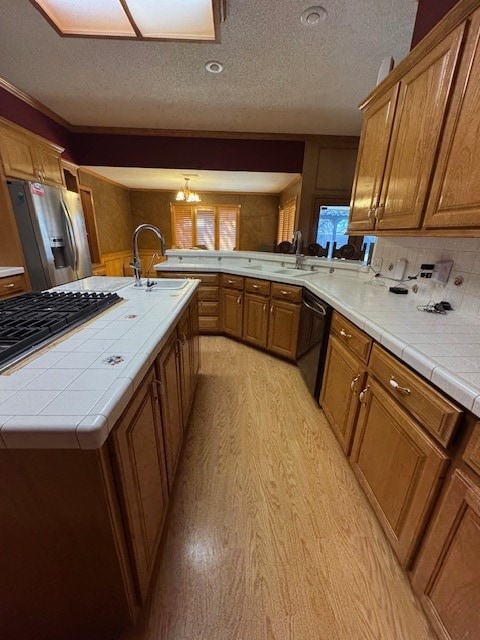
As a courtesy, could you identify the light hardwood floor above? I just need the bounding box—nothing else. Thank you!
[123,336,435,640]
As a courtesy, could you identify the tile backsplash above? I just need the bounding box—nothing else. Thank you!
[372,237,480,318]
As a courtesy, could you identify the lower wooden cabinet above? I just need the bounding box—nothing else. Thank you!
[320,335,366,454]
[350,377,449,567]
[155,330,184,492]
[412,470,480,640]
[221,286,244,338]
[243,292,269,347]
[267,298,300,359]
[109,367,169,602]
[0,273,27,299]
[177,296,200,426]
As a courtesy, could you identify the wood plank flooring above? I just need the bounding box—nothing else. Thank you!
[123,336,435,640]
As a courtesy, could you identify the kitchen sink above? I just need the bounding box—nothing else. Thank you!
[130,279,189,290]
[273,268,312,275]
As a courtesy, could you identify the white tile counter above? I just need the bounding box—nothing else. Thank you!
[0,276,199,449]
[0,266,24,277]
[157,251,480,418]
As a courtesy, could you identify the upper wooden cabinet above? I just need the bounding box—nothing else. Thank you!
[424,6,480,230]
[349,24,465,233]
[0,119,65,187]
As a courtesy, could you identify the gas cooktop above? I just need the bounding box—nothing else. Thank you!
[0,290,122,369]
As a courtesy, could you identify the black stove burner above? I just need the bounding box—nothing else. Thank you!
[0,290,122,367]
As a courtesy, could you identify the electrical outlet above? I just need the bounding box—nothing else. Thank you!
[420,263,434,279]
[372,257,383,272]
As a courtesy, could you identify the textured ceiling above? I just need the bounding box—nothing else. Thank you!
[85,167,300,193]
[0,0,417,135]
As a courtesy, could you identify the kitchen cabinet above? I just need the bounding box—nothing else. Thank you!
[0,273,27,299]
[155,330,184,491]
[424,6,480,230]
[320,335,367,455]
[221,279,244,338]
[351,376,449,568]
[243,279,271,348]
[349,25,465,233]
[158,272,220,334]
[109,367,169,602]
[266,283,301,360]
[412,469,480,640]
[0,119,64,187]
[177,297,200,426]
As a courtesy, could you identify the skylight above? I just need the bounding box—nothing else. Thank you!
[31,0,218,41]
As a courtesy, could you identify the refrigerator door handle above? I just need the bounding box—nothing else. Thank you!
[61,198,78,273]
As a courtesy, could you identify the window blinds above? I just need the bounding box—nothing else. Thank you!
[218,206,238,250]
[277,197,297,244]
[171,204,239,250]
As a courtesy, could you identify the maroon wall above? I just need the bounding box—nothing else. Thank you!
[0,87,75,161]
[71,133,304,173]
[411,0,460,48]
[0,87,304,173]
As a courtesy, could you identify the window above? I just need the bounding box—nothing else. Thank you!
[171,204,240,250]
[277,197,297,245]
[315,204,375,262]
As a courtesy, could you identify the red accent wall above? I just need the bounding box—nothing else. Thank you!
[0,87,304,173]
[411,0,460,48]
[71,133,304,173]
[0,87,75,161]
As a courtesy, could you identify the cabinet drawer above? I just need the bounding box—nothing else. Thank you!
[464,421,480,476]
[199,316,220,332]
[198,286,218,302]
[0,274,26,298]
[245,278,271,296]
[331,312,372,363]
[270,282,302,302]
[198,300,219,317]
[221,274,244,290]
[158,271,218,285]
[369,344,462,447]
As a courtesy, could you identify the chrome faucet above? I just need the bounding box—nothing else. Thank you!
[131,224,166,286]
[292,230,303,269]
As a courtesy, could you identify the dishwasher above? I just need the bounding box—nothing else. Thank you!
[296,290,332,401]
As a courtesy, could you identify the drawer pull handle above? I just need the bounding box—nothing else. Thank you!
[340,328,352,339]
[359,386,369,403]
[3,283,16,288]
[389,376,411,395]
[270,304,274,315]
[237,295,242,304]
[280,290,291,296]
[252,284,260,289]
[263,303,267,313]
[350,375,360,392]
[227,279,235,284]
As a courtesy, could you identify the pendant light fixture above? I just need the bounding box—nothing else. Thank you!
[175,177,201,203]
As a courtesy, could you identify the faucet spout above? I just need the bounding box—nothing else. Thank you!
[291,230,303,268]
[131,224,166,286]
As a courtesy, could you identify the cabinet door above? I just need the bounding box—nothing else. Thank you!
[177,307,194,426]
[0,128,37,181]
[377,24,465,230]
[190,294,200,381]
[350,378,448,568]
[348,84,399,233]
[155,331,183,492]
[36,143,64,187]
[425,8,480,229]
[267,299,300,360]
[320,336,366,455]
[109,368,168,602]
[243,293,268,348]
[221,287,243,338]
[412,470,480,640]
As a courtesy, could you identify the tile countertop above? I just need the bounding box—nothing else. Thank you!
[0,267,25,277]
[156,255,480,418]
[0,277,199,450]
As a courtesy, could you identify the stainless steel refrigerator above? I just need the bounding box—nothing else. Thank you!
[7,180,92,291]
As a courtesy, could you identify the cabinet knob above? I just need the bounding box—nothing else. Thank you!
[270,304,274,315]
[359,386,369,403]
[350,374,360,392]
[389,376,411,395]
[340,328,352,339]
[263,303,267,313]
[252,284,259,289]
[3,283,15,288]
[280,290,291,296]
[237,295,242,304]
[227,279,235,284]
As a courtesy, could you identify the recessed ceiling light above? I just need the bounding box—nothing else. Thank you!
[300,6,327,26]
[205,60,224,73]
